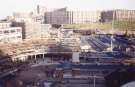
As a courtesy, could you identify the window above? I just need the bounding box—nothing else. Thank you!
[4,30,9,34]
[0,31,3,34]
[17,36,21,38]
[17,29,21,32]
[11,30,15,33]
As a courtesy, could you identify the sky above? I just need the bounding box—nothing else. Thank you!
[0,0,135,19]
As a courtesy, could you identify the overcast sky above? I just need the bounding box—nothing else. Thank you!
[0,0,135,19]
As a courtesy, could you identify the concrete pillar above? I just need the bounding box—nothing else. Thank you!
[34,55,37,60]
[42,54,44,61]
[30,55,32,60]
[24,56,27,61]
[72,52,80,63]
[43,54,44,59]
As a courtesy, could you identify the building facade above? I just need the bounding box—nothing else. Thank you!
[101,9,135,22]
[12,12,44,40]
[70,11,101,24]
[44,8,70,24]
[12,21,43,40]
[44,7,101,24]
[13,12,35,22]
[0,22,11,28]
[0,22,22,44]
[24,22,42,39]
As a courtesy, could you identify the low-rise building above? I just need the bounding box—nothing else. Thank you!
[0,22,22,44]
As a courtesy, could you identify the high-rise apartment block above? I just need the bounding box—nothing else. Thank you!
[69,11,101,24]
[44,7,101,24]
[44,8,70,24]
[101,9,135,22]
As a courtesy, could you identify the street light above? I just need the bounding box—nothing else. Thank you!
[110,10,115,52]
[93,75,96,87]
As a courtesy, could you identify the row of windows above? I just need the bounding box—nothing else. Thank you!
[0,29,21,34]
[0,23,11,28]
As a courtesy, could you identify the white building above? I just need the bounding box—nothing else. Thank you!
[0,22,22,44]
[12,12,45,40]
[13,12,35,22]
[0,22,11,28]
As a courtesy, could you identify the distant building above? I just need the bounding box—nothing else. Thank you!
[44,7,70,24]
[44,7,101,24]
[101,9,135,22]
[0,22,22,44]
[36,5,47,15]
[13,12,35,22]
[69,11,101,24]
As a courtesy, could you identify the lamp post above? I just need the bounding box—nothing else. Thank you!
[93,75,96,87]
[110,10,115,52]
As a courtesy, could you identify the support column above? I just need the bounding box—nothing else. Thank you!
[34,55,37,60]
[43,53,44,59]
[93,76,96,87]
[24,56,27,61]
[72,52,80,63]
[42,53,45,61]
[30,55,32,61]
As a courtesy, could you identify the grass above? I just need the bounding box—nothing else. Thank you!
[64,21,135,31]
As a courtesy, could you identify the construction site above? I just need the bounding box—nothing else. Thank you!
[0,25,134,87]
[0,3,135,87]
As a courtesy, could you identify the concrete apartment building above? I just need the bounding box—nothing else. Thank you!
[69,11,101,24]
[44,8,70,24]
[44,6,135,24]
[43,7,101,24]
[39,6,70,24]
[101,9,135,22]
[0,22,22,44]
[8,7,135,41]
